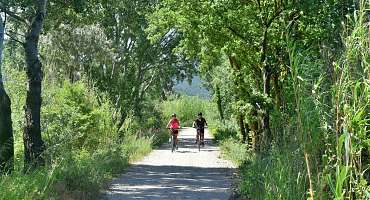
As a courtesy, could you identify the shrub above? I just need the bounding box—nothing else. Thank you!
[42,81,119,157]
[210,121,239,142]
[220,138,250,166]
[0,80,155,199]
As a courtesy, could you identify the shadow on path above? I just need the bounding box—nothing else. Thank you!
[104,165,233,200]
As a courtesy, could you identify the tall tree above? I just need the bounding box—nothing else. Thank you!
[41,0,196,127]
[0,13,14,173]
[0,0,48,169]
[23,0,47,169]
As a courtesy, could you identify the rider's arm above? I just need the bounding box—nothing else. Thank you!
[203,118,207,127]
[166,119,172,128]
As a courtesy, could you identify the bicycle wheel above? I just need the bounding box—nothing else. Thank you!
[171,134,176,152]
[197,131,201,152]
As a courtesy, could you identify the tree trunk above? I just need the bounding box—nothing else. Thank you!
[250,110,259,151]
[260,28,272,150]
[215,86,224,122]
[238,114,247,143]
[229,55,250,144]
[0,15,14,174]
[273,73,281,109]
[262,64,272,146]
[23,0,47,170]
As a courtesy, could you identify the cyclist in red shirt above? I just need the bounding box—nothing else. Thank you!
[166,113,180,148]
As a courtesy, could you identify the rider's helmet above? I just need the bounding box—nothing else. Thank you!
[171,113,177,117]
[198,112,203,116]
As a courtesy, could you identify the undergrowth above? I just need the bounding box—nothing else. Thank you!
[0,77,167,200]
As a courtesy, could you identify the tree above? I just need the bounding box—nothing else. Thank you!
[0,0,48,169]
[0,13,14,174]
[23,0,48,169]
[147,0,278,147]
[41,0,196,128]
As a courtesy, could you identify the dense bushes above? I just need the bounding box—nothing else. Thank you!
[210,121,239,142]
[42,81,119,155]
[219,139,249,167]
[0,73,164,199]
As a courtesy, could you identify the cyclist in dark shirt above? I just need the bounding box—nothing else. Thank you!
[193,112,207,146]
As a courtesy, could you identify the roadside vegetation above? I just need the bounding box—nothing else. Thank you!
[0,68,167,199]
[0,1,178,199]
[0,0,369,199]
[149,0,370,198]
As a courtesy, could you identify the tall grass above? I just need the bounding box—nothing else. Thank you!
[328,1,370,198]
[160,95,218,126]
[218,2,370,199]
[239,147,308,200]
[219,139,249,166]
[0,136,152,200]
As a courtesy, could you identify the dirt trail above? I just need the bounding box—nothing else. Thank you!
[102,127,235,200]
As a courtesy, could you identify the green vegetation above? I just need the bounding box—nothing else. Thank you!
[0,71,162,199]
[219,139,249,167]
[0,1,186,199]
[160,95,218,126]
[148,0,369,199]
[0,0,369,199]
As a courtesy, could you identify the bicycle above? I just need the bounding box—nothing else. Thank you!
[195,127,206,152]
[169,128,179,152]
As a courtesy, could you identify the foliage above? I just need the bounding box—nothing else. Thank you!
[148,0,370,199]
[0,0,369,198]
[219,139,249,167]
[42,81,118,154]
[0,77,156,199]
[239,148,308,200]
[160,95,218,126]
[41,1,196,123]
[210,120,239,142]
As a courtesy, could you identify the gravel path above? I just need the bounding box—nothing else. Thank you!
[102,127,235,200]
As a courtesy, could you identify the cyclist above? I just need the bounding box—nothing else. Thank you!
[193,112,207,146]
[166,113,180,149]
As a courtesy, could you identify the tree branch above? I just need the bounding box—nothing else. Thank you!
[0,5,29,26]
[266,8,284,28]
[5,32,24,45]
[227,26,251,44]
[140,70,157,98]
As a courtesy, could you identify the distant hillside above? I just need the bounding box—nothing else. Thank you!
[174,76,210,99]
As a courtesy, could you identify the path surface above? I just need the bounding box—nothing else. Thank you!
[102,127,235,200]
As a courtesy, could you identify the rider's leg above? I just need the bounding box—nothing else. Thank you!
[195,130,199,144]
[174,130,179,145]
[175,134,179,149]
[201,129,205,145]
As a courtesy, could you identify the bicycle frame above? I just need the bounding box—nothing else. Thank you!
[196,128,205,152]
[169,128,179,152]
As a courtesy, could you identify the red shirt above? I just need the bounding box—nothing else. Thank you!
[168,118,180,129]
